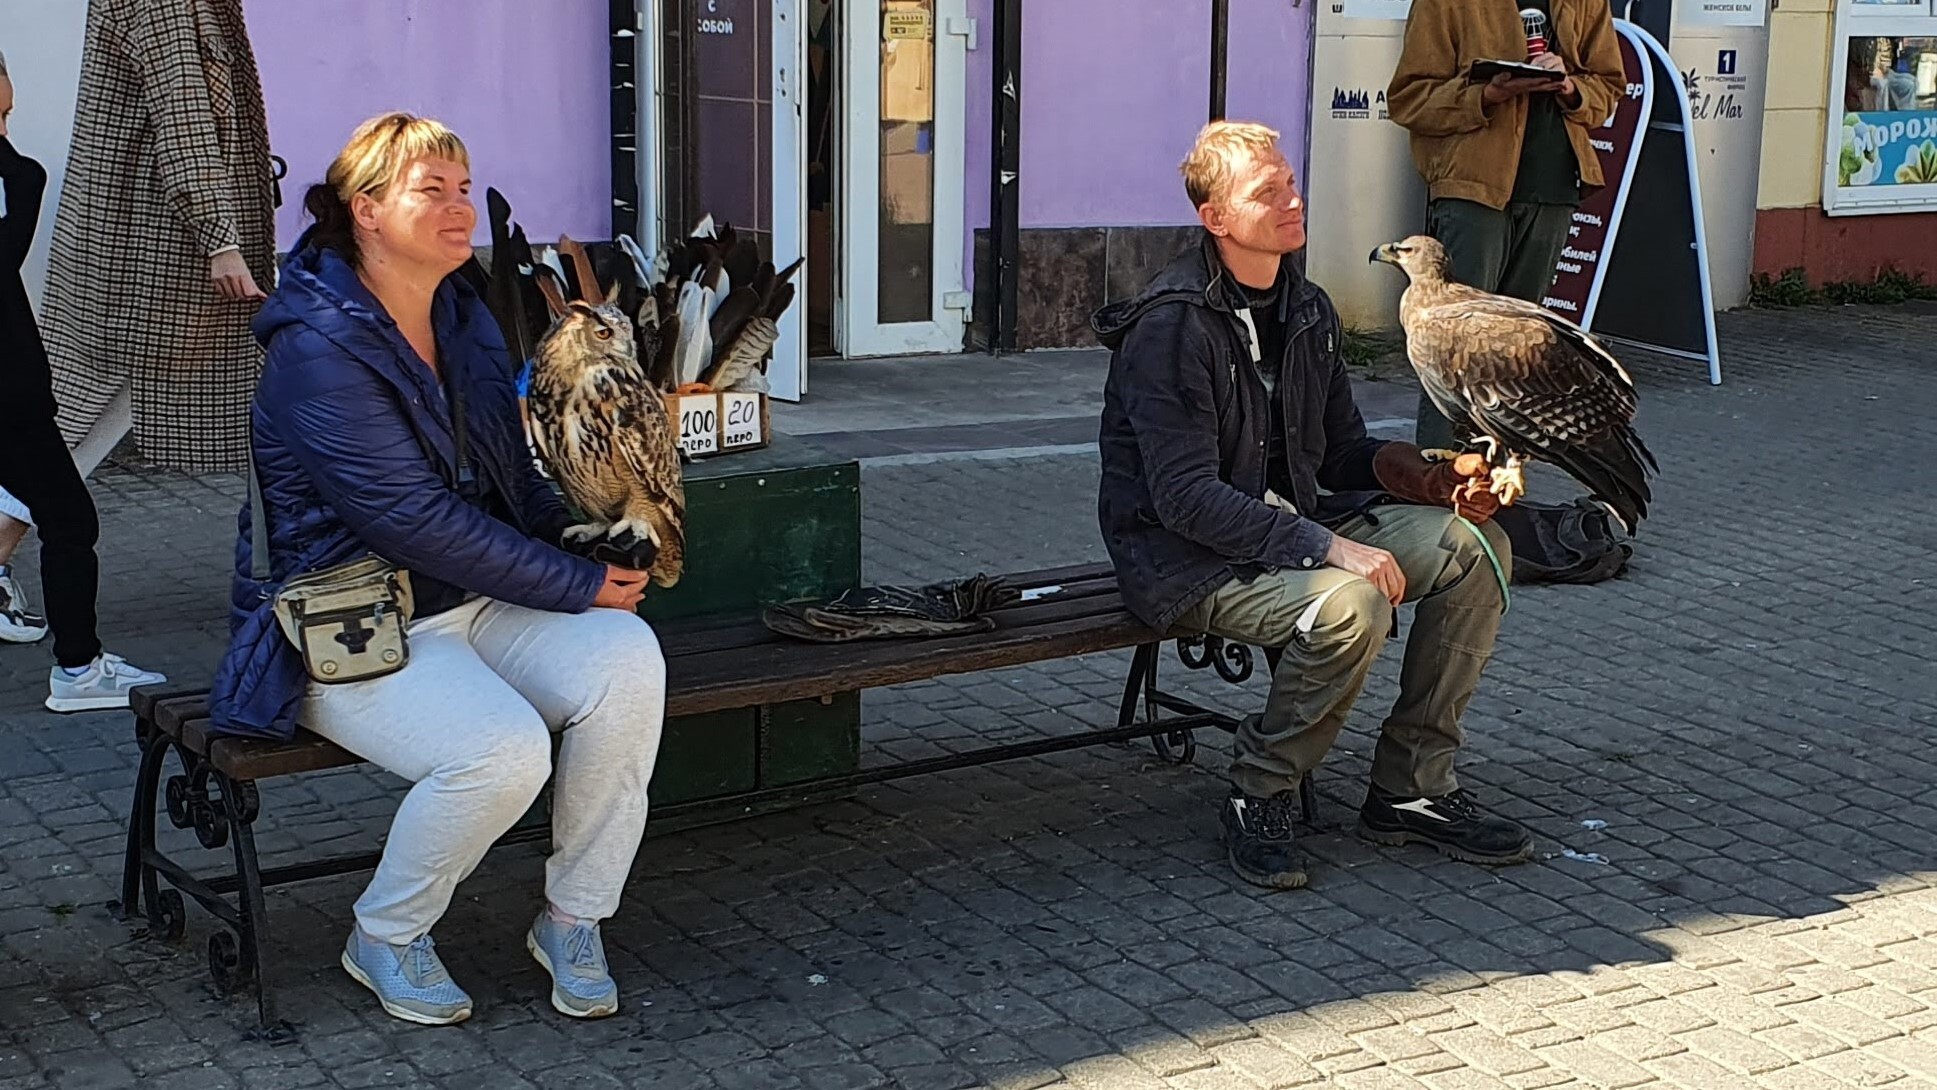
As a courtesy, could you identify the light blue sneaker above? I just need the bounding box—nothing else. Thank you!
[45,652,166,713]
[527,912,619,1018]
[340,928,473,1026]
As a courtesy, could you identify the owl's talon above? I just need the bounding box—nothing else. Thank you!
[563,522,609,544]
[1420,448,1460,463]
[611,517,663,550]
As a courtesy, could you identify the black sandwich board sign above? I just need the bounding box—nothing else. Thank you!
[1541,19,1723,385]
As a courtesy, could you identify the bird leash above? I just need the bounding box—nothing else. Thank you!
[1454,514,1511,616]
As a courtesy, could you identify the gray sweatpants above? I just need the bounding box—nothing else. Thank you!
[300,597,667,944]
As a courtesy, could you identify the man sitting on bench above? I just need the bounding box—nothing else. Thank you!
[1093,121,1531,890]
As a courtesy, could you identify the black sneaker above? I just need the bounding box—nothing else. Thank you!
[1358,787,1534,865]
[1218,789,1308,889]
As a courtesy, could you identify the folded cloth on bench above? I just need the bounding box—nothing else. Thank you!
[762,574,1020,642]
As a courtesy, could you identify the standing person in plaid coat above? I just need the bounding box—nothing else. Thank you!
[0,0,274,647]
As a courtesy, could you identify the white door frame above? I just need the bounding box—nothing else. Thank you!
[770,0,809,399]
[633,1,665,258]
[838,0,971,357]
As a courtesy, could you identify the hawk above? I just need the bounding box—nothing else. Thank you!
[1372,235,1658,533]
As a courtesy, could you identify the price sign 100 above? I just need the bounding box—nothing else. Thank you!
[677,396,719,455]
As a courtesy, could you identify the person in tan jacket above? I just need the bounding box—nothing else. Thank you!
[1388,0,1625,448]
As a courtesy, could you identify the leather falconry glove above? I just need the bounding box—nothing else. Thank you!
[1372,442,1500,523]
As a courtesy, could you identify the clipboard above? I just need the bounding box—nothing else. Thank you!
[1466,58,1566,84]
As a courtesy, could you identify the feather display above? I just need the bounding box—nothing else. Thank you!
[471,188,550,377]
[459,197,808,599]
[671,267,715,389]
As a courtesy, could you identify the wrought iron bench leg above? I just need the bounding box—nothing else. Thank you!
[1116,644,1157,730]
[1122,638,1322,824]
[1120,644,1197,763]
[1142,643,1200,765]
[210,771,285,1033]
[121,734,290,1035]
[118,724,172,931]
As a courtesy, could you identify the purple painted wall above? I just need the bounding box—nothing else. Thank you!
[248,1,1313,292]
[964,0,1314,240]
[247,0,611,248]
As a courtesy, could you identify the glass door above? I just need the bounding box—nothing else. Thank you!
[648,0,807,399]
[840,0,970,356]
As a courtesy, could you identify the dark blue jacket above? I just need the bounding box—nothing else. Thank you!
[208,234,607,738]
[1093,236,1389,632]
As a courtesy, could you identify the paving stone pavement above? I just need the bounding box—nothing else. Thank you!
[3,304,1937,1089]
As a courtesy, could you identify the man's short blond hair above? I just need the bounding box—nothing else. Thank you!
[1180,121,1281,209]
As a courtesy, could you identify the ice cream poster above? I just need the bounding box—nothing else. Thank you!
[1839,111,1937,188]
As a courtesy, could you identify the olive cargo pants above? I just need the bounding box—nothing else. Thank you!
[1179,504,1511,799]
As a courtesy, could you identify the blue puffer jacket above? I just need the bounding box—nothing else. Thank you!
[208,233,607,738]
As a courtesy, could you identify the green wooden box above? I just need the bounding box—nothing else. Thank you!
[638,437,861,623]
[636,436,863,814]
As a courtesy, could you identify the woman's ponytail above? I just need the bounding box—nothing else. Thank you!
[303,182,358,263]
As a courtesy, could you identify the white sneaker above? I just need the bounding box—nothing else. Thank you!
[45,653,167,714]
[0,570,48,644]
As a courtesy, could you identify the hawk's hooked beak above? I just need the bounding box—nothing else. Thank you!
[1369,243,1399,266]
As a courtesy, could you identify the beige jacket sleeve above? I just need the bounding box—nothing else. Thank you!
[1387,0,1491,139]
[1563,0,1627,128]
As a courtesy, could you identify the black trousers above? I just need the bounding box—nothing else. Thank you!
[0,392,102,668]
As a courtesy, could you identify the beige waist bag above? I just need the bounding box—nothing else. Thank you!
[270,557,416,684]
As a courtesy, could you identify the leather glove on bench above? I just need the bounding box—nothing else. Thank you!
[1372,442,1500,523]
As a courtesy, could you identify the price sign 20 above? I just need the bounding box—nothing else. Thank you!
[721,392,764,449]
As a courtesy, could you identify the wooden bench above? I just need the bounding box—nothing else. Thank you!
[118,562,1311,1033]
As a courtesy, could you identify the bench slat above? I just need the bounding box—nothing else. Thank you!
[132,685,215,724]
[665,578,1129,659]
[133,563,1163,776]
[1011,562,1117,585]
[153,693,222,736]
[656,564,1113,641]
[666,611,1157,717]
[205,723,360,781]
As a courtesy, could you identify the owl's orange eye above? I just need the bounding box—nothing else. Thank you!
[594,326,614,341]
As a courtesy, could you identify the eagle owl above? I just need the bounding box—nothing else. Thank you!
[526,250,686,588]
